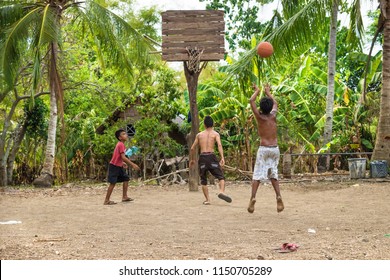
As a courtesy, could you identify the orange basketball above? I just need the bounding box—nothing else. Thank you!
[257,42,274,58]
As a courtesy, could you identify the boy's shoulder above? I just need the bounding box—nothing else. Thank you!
[260,112,277,120]
[115,141,125,148]
[199,129,218,135]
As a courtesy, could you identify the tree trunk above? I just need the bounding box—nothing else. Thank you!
[143,153,147,180]
[33,43,60,187]
[0,91,20,187]
[323,0,338,145]
[184,62,202,191]
[0,88,49,186]
[0,136,8,187]
[373,1,390,162]
[0,140,9,187]
[282,151,292,179]
[0,162,6,187]
[6,121,27,185]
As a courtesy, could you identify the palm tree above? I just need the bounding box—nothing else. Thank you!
[0,0,151,187]
[372,1,390,161]
[323,0,339,145]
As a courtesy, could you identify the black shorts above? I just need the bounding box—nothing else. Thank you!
[107,164,130,184]
[199,153,225,185]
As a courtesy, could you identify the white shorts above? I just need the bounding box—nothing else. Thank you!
[253,146,280,181]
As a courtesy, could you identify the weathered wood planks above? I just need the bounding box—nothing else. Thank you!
[161,10,225,61]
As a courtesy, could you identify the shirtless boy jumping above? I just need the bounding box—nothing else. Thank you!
[190,116,232,205]
[248,83,284,213]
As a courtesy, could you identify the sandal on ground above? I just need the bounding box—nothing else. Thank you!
[104,201,117,205]
[122,198,134,202]
[218,193,232,203]
[275,243,299,253]
[203,201,210,205]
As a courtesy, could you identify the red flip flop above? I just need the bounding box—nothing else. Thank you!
[275,243,299,253]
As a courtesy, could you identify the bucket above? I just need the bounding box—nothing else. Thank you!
[370,160,388,178]
[347,158,367,179]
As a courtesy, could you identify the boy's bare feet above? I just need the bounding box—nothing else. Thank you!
[277,196,284,212]
[104,201,117,205]
[247,198,256,213]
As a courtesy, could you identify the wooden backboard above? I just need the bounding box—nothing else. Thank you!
[162,10,225,61]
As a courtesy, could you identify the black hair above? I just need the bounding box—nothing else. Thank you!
[259,97,273,114]
[204,115,214,128]
[115,129,126,140]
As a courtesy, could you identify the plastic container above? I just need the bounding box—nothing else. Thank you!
[370,160,388,178]
[347,158,367,179]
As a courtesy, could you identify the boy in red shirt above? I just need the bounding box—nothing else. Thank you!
[104,129,140,205]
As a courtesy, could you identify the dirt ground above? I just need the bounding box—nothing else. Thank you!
[1,177,390,260]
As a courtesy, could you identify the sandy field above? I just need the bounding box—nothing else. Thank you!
[1,178,390,260]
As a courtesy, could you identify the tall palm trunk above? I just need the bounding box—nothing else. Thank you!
[323,0,338,145]
[373,0,390,162]
[33,43,59,187]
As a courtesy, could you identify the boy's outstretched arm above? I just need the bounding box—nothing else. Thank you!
[264,83,278,111]
[250,84,261,119]
[121,153,140,171]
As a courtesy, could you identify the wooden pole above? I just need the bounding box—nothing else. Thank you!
[183,61,202,191]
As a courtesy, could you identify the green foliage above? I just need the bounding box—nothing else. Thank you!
[0,4,41,88]
[24,97,48,138]
[200,0,272,50]
[134,117,183,158]
[367,9,382,45]
[64,109,103,167]
[92,124,124,164]
[0,1,181,183]
[0,0,153,127]
[127,6,161,41]
[137,66,182,120]
[197,83,226,110]
[0,0,383,182]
